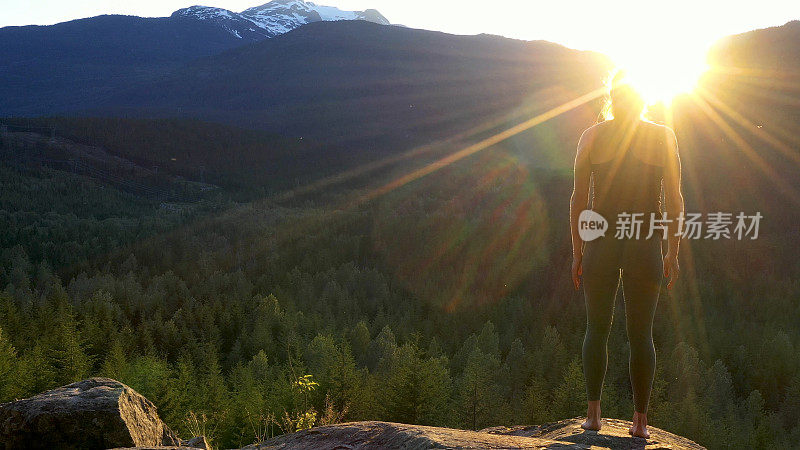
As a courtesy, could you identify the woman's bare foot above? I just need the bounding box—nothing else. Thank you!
[628,411,650,438]
[581,400,602,431]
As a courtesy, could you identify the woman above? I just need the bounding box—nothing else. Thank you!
[569,70,684,438]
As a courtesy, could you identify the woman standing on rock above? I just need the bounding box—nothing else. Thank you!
[569,70,684,438]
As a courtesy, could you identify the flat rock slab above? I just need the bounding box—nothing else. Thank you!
[248,418,705,449]
[109,447,202,450]
[483,417,706,449]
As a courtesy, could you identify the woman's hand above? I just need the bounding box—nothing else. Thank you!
[663,251,680,289]
[572,254,583,290]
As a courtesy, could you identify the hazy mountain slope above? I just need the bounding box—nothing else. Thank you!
[702,19,800,160]
[0,21,611,196]
[101,20,611,152]
[708,20,800,71]
[675,19,800,224]
[0,15,255,116]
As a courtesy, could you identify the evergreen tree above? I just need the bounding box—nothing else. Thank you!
[305,334,360,411]
[382,343,451,426]
[101,338,129,380]
[457,345,501,429]
[49,305,92,385]
[0,326,20,401]
[163,352,198,432]
[552,357,585,419]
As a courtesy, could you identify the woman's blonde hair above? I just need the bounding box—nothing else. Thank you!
[598,69,627,122]
[597,69,664,125]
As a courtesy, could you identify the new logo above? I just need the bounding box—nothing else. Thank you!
[579,210,608,242]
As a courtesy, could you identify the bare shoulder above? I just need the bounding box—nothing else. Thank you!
[580,121,608,140]
[642,120,679,159]
[643,120,677,142]
[577,121,607,150]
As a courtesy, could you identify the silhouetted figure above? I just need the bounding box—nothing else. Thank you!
[569,70,684,439]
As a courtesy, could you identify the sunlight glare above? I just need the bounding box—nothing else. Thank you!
[610,42,710,105]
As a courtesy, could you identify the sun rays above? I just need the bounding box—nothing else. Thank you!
[360,87,608,204]
[243,38,800,343]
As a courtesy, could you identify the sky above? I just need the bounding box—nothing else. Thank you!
[1,0,798,69]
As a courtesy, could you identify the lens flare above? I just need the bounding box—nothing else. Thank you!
[611,46,710,105]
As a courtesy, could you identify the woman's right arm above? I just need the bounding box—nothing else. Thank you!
[570,128,593,290]
[663,127,684,289]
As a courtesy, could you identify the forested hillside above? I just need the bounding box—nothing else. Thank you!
[2,103,799,450]
[0,118,320,194]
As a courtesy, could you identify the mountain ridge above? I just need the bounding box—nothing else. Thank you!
[0,1,391,116]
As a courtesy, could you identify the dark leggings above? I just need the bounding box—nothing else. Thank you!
[581,235,662,413]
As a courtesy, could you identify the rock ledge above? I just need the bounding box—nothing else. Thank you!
[0,378,705,449]
[247,418,705,449]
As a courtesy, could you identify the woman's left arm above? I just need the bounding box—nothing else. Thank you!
[570,128,593,290]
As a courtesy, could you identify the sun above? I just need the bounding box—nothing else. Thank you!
[610,44,710,105]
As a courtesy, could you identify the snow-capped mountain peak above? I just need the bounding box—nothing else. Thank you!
[243,0,388,23]
[172,5,238,20]
[172,0,389,39]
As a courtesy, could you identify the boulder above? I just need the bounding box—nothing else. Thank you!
[0,378,180,449]
[183,435,211,449]
[108,434,209,450]
[246,418,706,449]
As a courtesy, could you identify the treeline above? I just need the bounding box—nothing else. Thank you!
[1,117,356,195]
[2,254,791,449]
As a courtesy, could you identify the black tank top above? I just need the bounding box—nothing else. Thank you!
[589,122,664,221]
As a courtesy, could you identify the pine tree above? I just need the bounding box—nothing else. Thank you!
[49,305,92,385]
[20,343,55,396]
[504,338,528,416]
[367,325,397,373]
[227,362,265,447]
[196,342,230,445]
[0,326,20,401]
[349,321,371,366]
[457,345,501,430]
[101,338,129,380]
[382,343,451,426]
[552,357,585,418]
[522,377,550,424]
[162,352,198,432]
[305,334,360,411]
